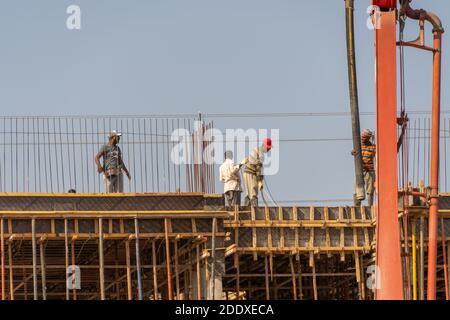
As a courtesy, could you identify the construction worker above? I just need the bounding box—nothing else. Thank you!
[219,151,245,209]
[95,130,131,193]
[243,138,272,207]
[352,129,376,206]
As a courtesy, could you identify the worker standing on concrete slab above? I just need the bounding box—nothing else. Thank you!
[352,129,376,206]
[219,151,245,210]
[95,130,131,193]
[243,138,272,207]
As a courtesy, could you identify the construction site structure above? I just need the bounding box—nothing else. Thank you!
[0,192,449,300]
[0,0,448,300]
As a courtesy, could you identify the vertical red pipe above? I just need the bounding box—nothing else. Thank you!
[374,10,404,300]
[427,32,442,300]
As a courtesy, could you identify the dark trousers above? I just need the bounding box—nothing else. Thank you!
[224,190,241,209]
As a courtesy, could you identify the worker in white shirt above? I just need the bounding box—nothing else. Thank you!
[219,151,246,209]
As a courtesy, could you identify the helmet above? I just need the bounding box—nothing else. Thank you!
[109,130,122,139]
[262,138,273,150]
[361,129,373,139]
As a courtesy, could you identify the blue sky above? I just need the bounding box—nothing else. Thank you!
[0,1,448,203]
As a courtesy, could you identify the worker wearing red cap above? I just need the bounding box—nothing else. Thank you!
[351,129,376,206]
[242,138,272,207]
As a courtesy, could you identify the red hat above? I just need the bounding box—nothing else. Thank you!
[263,138,273,149]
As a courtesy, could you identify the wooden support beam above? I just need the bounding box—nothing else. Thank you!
[71,236,77,300]
[1,218,4,300]
[98,218,105,300]
[265,255,270,300]
[125,239,132,300]
[196,244,201,300]
[297,255,303,300]
[39,240,47,300]
[289,255,297,300]
[134,218,143,300]
[7,238,13,300]
[310,252,317,300]
[64,218,69,300]
[31,218,37,300]
[251,207,257,261]
[174,239,180,300]
[152,240,159,300]
[164,218,173,300]
[235,253,240,300]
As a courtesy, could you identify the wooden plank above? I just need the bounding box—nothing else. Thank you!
[224,221,373,228]
[293,207,299,251]
[152,240,159,300]
[324,207,331,256]
[265,255,270,300]
[354,251,362,300]
[279,207,285,248]
[191,219,197,233]
[351,207,358,248]
[196,244,201,300]
[235,253,240,300]
[251,207,257,261]
[310,252,317,300]
[289,255,297,300]
[309,207,315,250]
[266,207,273,251]
[297,255,303,300]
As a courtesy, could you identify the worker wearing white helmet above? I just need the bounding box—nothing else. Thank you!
[351,129,376,206]
[95,130,131,193]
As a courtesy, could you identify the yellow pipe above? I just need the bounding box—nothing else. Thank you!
[412,220,417,300]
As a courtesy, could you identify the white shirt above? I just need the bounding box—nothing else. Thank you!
[219,159,241,193]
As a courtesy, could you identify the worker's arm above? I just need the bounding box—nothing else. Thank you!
[95,152,104,173]
[232,164,242,174]
[219,166,226,182]
[119,157,131,180]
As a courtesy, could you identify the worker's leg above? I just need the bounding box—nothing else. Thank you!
[243,172,252,206]
[249,175,258,207]
[224,191,232,209]
[118,173,124,193]
[110,175,118,193]
[365,172,375,206]
[104,175,113,193]
[233,191,241,208]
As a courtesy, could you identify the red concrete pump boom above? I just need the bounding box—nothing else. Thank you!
[370,0,444,300]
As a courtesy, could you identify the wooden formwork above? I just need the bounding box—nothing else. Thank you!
[0,193,227,300]
[222,206,375,300]
[1,193,450,300]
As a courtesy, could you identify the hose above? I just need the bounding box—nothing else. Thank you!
[262,176,280,207]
